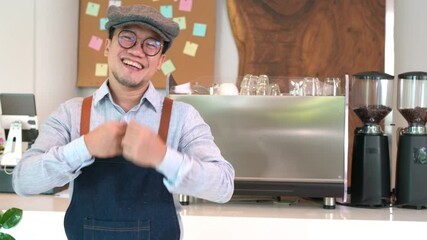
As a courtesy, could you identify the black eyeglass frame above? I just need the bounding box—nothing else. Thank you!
[117,29,164,57]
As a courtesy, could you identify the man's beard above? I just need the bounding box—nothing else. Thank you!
[112,71,145,88]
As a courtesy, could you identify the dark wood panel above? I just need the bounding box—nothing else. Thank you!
[227,0,386,187]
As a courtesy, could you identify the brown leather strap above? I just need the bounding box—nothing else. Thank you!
[159,97,173,143]
[80,96,93,136]
[79,96,173,141]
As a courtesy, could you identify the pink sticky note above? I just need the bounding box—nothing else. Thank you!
[88,36,103,51]
[179,0,193,12]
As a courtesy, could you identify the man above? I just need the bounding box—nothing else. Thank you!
[12,4,234,240]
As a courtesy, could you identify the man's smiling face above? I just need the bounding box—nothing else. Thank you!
[104,24,166,90]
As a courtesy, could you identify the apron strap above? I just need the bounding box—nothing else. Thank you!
[80,96,93,136]
[158,97,173,143]
[80,96,173,142]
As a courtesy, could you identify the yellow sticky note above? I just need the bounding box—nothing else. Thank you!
[183,41,198,57]
[95,63,108,77]
[86,2,100,17]
[173,17,186,30]
[161,59,176,75]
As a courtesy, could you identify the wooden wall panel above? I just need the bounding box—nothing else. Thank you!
[227,0,386,187]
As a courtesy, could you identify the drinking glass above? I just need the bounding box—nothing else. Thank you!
[323,77,341,96]
[239,74,252,95]
[248,75,259,95]
[256,74,270,95]
[303,77,321,96]
[270,83,281,96]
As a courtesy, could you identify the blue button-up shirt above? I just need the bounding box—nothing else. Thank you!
[12,81,235,205]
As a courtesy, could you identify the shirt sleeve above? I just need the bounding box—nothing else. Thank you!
[12,100,94,196]
[156,106,235,203]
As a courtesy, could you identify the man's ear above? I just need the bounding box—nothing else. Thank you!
[104,39,111,57]
[157,54,166,70]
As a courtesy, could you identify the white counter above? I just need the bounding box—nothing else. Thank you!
[1,193,427,240]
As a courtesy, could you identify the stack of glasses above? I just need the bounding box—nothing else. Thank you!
[290,77,341,96]
[239,74,281,96]
[240,75,341,96]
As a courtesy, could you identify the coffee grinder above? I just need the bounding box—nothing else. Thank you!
[350,71,394,206]
[395,71,427,209]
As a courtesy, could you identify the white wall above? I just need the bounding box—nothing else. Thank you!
[214,0,239,83]
[34,0,82,124]
[0,0,82,123]
[395,0,427,73]
[0,0,35,94]
[390,0,427,186]
[394,0,427,121]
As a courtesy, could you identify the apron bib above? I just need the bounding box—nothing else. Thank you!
[64,97,179,240]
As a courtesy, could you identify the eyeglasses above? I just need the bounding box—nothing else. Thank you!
[117,30,163,56]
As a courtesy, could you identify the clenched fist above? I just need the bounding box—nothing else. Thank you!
[84,120,127,158]
[121,120,167,168]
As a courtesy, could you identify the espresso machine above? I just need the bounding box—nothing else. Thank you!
[395,71,427,209]
[350,71,393,207]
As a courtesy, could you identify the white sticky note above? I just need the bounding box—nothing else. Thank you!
[109,0,122,7]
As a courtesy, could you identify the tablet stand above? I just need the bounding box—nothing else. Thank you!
[0,121,22,168]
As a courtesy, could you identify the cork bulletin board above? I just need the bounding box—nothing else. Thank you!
[77,0,216,88]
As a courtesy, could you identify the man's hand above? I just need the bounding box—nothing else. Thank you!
[84,121,127,158]
[121,120,167,168]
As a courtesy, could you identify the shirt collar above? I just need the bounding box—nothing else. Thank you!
[93,80,163,113]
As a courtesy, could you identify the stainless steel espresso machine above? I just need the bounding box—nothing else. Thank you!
[395,71,427,209]
[350,71,393,207]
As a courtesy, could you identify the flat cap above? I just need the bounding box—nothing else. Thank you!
[105,5,180,51]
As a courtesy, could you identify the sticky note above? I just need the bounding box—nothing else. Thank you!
[179,0,193,12]
[160,5,173,18]
[88,36,103,51]
[109,0,121,7]
[95,63,108,77]
[86,2,100,17]
[173,17,186,30]
[183,41,198,57]
[100,18,109,31]
[161,59,176,75]
[193,23,207,37]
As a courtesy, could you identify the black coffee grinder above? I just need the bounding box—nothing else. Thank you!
[351,71,394,207]
[395,71,427,209]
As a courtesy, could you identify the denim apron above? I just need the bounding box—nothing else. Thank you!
[64,96,180,240]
